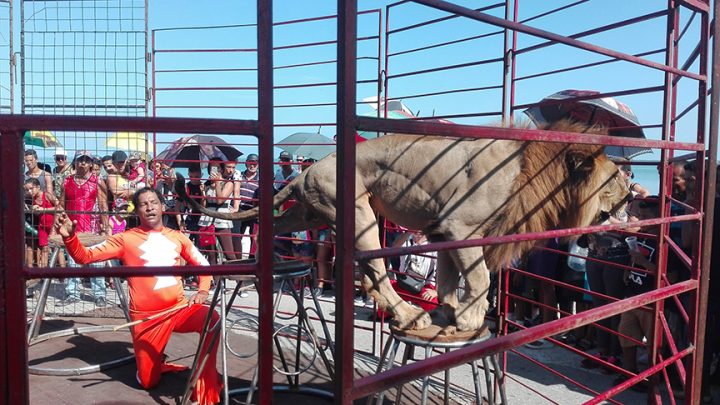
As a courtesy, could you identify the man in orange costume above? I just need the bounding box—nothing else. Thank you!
[55,187,221,405]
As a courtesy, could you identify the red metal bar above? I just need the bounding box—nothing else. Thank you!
[0,115,259,136]
[336,0,358,403]
[357,214,701,261]
[351,280,697,399]
[412,0,705,80]
[1,129,29,403]
[256,0,275,402]
[689,1,719,400]
[356,115,704,150]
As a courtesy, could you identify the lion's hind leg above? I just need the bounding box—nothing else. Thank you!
[355,202,431,330]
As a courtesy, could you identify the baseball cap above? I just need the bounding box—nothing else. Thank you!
[246,153,259,162]
[112,150,128,163]
[279,151,291,159]
[74,150,94,161]
[53,147,67,157]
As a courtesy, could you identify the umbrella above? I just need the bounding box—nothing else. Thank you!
[106,132,154,157]
[155,135,243,168]
[523,89,652,160]
[276,132,336,160]
[24,130,62,148]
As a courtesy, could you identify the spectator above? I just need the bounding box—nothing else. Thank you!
[197,158,236,264]
[51,147,73,200]
[231,154,259,258]
[614,197,660,391]
[378,231,437,317]
[24,177,57,268]
[523,238,561,349]
[24,149,53,196]
[152,161,180,230]
[107,150,134,209]
[181,164,204,290]
[274,150,299,192]
[127,151,147,189]
[616,158,649,198]
[56,150,109,307]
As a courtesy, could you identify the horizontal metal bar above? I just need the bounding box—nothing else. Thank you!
[25,263,259,278]
[356,213,701,261]
[356,116,704,150]
[0,114,259,136]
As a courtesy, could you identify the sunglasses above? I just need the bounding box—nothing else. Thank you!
[279,157,291,162]
[55,155,67,161]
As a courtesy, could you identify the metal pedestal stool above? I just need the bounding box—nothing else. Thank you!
[372,324,506,405]
[181,259,335,405]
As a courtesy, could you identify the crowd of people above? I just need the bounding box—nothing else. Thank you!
[506,158,719,401]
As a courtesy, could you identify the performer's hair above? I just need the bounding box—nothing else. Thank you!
[132,187,165,209]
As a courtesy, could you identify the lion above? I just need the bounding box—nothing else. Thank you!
[175,120,631,332]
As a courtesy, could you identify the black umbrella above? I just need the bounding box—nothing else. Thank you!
[523,89,652,160]
[155,135,243,168]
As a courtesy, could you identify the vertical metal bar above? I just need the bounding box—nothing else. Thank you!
[336,0,358,403]
[144,0,149,116]
[500,0,514,121]
[651,2,678,403]
[689,2,717,401]
[19,1,25,113]
[8,0,13,113]
[256,0,275,403]
[2,129,29,403]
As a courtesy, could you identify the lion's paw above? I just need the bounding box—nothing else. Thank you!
[395,307,432,330]
[455,312,486,332]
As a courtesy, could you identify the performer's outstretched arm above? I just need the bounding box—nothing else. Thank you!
[56,212,124,264]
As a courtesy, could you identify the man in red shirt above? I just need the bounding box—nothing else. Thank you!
[55,187,221,405]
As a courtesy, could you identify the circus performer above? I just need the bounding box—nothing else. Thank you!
[55,187,221,405]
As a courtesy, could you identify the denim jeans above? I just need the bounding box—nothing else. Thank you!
[65,255,107,299]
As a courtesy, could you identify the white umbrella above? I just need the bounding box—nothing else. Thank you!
[276,132,336,160]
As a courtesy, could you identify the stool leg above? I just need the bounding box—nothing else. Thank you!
[27,248,59,342]
[245,366,259,405]
[482,356,494,405]
[220,279,230,405]
[375,337,401,405]
[291,280,335,380]
[180,282,224,405]
[470,360,483,405]
[420,346,432,405]
[490,354,507,405]
[112,276,131,321]
[394,343,414,404]
[444,348,451,405]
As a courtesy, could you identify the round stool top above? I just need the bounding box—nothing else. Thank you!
[390,321,491,348]
[48,232,107,248]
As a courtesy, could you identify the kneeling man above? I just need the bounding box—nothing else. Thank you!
[55,187,221,405]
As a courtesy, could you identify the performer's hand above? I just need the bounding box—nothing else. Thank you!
[188,290,209,306]
[54,212,77,238]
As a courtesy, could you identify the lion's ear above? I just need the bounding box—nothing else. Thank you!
[565,148,595,180]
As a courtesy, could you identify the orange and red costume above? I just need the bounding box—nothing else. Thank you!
[64,226,221,405]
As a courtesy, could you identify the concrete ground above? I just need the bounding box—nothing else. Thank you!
[25,278,719,404]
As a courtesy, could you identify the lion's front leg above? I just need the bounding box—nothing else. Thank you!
[431,250,459,325]
[449,246,490,331]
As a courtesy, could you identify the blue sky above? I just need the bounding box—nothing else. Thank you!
[10,1,710,165]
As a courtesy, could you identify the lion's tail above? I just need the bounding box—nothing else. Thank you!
[173,173,295,221]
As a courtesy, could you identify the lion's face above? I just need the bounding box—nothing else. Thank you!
[595,158,632,220]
